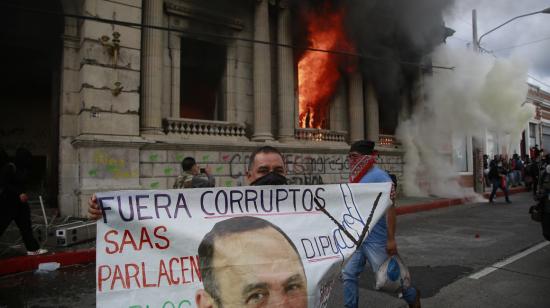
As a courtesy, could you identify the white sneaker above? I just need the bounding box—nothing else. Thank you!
[27,248,48,256]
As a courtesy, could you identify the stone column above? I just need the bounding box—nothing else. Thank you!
[330,82,346,131]
[348,72,365,142]
[277,1,295,141]
[252,0,273,141]
[365,81,380,142]
[141,0,163,134]
[169,32,181,118]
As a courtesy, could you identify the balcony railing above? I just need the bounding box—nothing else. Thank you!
[164,118,246,138]
[378,134,401,147]
[295,128,347,142]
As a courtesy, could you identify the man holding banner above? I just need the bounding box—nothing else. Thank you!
[89,145,397,307]
[343,140,421,308]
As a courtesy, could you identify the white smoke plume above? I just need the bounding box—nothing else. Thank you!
[397,46,534,197]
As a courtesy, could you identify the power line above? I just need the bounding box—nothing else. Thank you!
[0,3,455,71]
[528,73,550,90]
[493,36,550,52]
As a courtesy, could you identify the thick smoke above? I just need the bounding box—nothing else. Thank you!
[291,0,455,133]
[397,46,533,197]
[344,0,456,134]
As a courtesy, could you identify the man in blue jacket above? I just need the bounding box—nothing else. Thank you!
[342,140,420,308]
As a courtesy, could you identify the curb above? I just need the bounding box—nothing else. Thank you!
[0,249,95,276]
[0,187,528,276]
[396,187,527,216]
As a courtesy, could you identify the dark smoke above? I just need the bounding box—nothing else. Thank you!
[344,0,455,134]
[291,0,455,134]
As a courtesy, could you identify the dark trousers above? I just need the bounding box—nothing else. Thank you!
[0,195,40,252]
[489,178,510,202]
[543,213,550,241]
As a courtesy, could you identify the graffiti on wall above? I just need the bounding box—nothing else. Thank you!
[139,150,403,190]
[88,150,138,179]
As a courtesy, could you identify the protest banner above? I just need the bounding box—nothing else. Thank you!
[95,183,392,308]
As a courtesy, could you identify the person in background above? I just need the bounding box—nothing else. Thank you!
[483,154,490,188]
[524,156,534,191]
[488,155,511,204]
[0,147,47,255]
[533,145,541,160]
[173,157,215,189]
[510,154,523,187]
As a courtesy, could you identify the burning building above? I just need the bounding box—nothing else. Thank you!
[0,0,454,216]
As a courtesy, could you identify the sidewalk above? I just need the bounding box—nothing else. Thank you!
[0,186,527,276]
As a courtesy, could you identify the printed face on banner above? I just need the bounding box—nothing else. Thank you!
[196,225,307,307]
[246,153,287,184]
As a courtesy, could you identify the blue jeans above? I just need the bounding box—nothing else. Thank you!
[342,239,417,307]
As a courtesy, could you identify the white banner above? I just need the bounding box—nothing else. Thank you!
[95,183,392,308]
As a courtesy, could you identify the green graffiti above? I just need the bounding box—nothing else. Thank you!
[161,300,191,308]
[176,154,184,162]
[164,168,173,176]
[225,180,233,187]
[202,155,209,161]
[149,154,158,162]
[150,182,160,189]
[88,169,98,177]
[106,164,118,173]
[216,165,224,173]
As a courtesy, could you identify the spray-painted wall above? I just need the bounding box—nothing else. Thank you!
[135,149,404,189]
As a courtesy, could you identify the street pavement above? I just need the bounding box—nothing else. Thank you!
[1,192,548,307]
[326,191,550,307]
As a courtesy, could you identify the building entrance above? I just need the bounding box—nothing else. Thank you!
[0,0,64,206]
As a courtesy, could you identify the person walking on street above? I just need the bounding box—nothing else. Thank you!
[342,140,421,308]
[488,156,511,203]
[0,147,47,255]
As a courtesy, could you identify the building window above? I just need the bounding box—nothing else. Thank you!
[452,135,468,172]
[180,38,226,120]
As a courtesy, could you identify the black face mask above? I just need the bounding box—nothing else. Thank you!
[250,172,288,186]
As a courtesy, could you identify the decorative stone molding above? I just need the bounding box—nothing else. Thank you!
[164,118,247,138]
[71,135,152,148]
[295,128,347,143]
[164,1,244,31]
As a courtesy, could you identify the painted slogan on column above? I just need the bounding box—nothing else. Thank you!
[96,183,391,308]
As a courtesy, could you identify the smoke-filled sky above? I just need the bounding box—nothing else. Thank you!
[444,0,550,91]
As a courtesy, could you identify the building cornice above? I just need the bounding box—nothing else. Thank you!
[164,1,244,31]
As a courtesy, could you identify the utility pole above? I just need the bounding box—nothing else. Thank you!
[472,9,485,193]
[472,9,479,52]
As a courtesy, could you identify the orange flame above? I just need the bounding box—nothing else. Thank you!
[298,2,356,129]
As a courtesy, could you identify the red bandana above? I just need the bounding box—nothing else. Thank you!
[349,153,378,183]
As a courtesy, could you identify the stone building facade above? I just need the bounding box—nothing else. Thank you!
[522,84,550,155]
[1,0,407,217]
